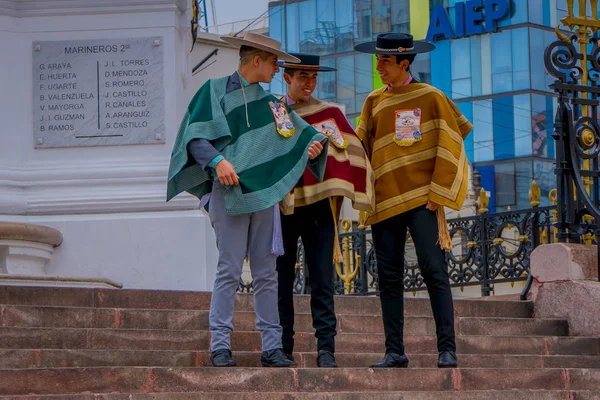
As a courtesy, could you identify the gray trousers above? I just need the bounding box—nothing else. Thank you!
[208,182,283,352]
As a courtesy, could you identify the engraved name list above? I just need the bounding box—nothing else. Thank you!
[33,38,165,148]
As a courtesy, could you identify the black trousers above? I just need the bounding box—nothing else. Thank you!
[371,205,456,355]
[276,199,337,354]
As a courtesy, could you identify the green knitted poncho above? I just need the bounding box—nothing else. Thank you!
[167,76,327,215]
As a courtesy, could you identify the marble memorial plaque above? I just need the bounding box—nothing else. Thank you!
[32,37,165,148]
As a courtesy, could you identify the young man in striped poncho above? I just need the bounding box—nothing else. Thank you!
[167,33,328,368]
[354,33,473,369]
[276,53,375,368]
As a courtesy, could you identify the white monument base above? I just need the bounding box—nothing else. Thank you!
[0,211,218,291]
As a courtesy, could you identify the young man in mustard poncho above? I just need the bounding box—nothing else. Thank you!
[167,33,328,368]
[354,33,473,369]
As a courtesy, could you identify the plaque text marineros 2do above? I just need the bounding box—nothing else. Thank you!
[33,37,165,148]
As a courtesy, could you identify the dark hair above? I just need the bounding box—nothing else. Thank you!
[395,54,416,72]
[283,68,297,77]
[239,45,272,65]
[395,54,416,64]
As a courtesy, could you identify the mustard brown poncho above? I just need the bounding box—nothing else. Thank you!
[356,83,473,249]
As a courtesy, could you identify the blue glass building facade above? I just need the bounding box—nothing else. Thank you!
[268,0,570,212]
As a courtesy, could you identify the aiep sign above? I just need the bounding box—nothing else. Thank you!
[426,0,510,42]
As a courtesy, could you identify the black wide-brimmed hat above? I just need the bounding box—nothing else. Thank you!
[354,33,435,55]
[277,53,336,72]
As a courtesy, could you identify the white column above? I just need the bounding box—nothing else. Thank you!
[0,0,220,290]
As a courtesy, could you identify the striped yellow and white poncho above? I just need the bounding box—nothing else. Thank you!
[356,83,473,249]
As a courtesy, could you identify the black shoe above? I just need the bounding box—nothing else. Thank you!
[261,348,297,367]
[285,353,295,362]
[317,350,337,368]
[211,349,236,367]
[370,353,409,368]
[437,351,458,368]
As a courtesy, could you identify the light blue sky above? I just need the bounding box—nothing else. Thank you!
[207,0,270,26]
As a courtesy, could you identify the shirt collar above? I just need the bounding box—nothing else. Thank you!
[387,75,413,91]
[285,93,296,105]
[236,71,250,87]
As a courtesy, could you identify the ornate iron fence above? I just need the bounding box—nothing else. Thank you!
[238,182,570,297]
[237,180,596,297]
[543,0,600,281]
[292,184,558,298]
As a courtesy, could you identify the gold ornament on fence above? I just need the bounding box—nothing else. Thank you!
[529,180,542,207]
[358,211,369,230]
[477,188,489,214]
[581,128,596,147]
[562,0,600,43]
[549,189,559,243]
[335,220,361,294]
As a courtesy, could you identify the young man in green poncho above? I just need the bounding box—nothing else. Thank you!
[167,33,328,368]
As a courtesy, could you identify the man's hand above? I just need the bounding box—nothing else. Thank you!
[426,200,440,211]
[308,140,324,160]
[215,159,239,186]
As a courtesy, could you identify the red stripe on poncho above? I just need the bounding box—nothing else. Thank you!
[281,99,374,214]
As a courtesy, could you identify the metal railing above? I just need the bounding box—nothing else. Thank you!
[237,180,595,297]
[543,0,600,280]
[238,181,572,296]
[290,182,559,299]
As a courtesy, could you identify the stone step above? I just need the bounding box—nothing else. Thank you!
[2,391,598,400]
[0,286,533,318]
[0,327,597,355]
[0,306,568,336]
[0,367,598,395]
[1,349,599,369]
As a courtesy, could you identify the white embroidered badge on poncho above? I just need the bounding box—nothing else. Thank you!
[312,118,348,149]
[269,101,295,138]
[394,108,422,146]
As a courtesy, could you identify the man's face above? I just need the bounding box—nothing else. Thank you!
[284,70,318,102]
[375,55,408,85]
[255,54,280,83]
